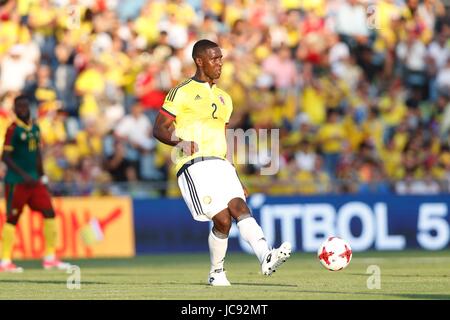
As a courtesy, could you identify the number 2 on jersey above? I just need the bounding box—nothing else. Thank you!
[211,103,218,119]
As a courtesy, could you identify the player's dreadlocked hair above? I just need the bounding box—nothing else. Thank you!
[192,39,219,62]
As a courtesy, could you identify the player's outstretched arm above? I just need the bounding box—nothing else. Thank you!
[153,112,198,156]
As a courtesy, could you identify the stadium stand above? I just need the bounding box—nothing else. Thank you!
[0,0,449,197]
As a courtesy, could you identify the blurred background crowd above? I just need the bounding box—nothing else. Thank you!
[0,0,449,197]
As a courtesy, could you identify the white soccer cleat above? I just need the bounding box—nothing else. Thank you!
[208,269,231,286]
[43,259,72,271]
[0,261,24,273]
[261,242,292,276]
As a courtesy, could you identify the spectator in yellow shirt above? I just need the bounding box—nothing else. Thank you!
[28,0,58,64]
[317,108,347,178]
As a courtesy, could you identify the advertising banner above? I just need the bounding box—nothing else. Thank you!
[0,197,135,259]
[134,195,450,253]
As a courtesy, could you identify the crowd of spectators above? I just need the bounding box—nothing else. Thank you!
[0,0,449,197]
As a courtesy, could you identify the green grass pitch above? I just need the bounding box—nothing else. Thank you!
[0,250,449,300]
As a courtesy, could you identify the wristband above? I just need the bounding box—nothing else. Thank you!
[41,175,49,185]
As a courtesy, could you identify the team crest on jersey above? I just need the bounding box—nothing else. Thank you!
[21,132,27,140]
[203,196,212,205]
[219,95,225,105]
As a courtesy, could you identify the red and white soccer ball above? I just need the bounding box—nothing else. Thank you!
[317,237,352,271]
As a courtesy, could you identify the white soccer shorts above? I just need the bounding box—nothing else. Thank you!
[177,158,246,221]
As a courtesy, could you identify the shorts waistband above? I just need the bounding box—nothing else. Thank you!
[176,156,224,178]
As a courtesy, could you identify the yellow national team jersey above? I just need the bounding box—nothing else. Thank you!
[161,78,233,173]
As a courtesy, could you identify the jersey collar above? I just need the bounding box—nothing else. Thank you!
[191,77,216,89]
[15,118,32,131]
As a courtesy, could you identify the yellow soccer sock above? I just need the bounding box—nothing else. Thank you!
[1,223,16,262]
[43,219,57,258]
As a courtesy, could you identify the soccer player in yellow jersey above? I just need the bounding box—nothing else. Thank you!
[153,39,291,286]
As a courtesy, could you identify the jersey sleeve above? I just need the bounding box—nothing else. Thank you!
[3,125,16,152]
[160,86,185,120]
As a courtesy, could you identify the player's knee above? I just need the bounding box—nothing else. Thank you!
[227,198,250,218]
[42,209,55,219]
[213,212,232,234]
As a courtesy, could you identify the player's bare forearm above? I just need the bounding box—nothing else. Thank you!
[153,113,198,155]
[153,112,180,147]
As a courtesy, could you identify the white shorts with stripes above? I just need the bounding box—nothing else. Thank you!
[177,159,246,222]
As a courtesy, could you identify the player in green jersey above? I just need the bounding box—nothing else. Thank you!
[0,95,71,272]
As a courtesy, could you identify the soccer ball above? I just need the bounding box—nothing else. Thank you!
[317,237,352,271]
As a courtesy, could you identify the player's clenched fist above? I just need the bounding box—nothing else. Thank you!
[178,140,198,156]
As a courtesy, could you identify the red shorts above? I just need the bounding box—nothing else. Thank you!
[5,182,53,218]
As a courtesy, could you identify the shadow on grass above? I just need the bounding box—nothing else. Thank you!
[394,293,450,299]
[160,283,449,299]
[348,273,449,278]
[156,281,298,287]
[232,282,298,287]
[81,273,138,277]
[0,279,107,285]
[293,290,450,300]
[380,274,449,278]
